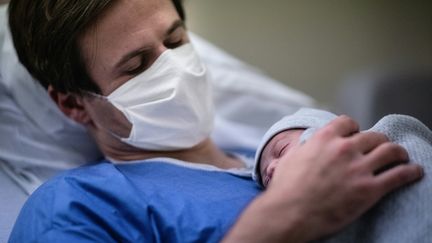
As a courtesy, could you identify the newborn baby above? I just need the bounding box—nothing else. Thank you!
[253,108,337,187]
[253,108,432,242]
[253,108,431,187]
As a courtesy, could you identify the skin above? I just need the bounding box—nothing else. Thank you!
[259,129,305,187]
[45,0,424,242]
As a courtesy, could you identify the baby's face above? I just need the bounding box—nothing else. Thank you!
[259,129,305,187]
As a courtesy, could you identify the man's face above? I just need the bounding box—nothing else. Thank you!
[80,0,188,95]
[77,0,189,138]
[259,129,305,187]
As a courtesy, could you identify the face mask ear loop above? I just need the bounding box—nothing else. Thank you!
[80,90,129,141]
[81,90,108,100]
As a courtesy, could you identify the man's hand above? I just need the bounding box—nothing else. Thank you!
[223,116,423,243]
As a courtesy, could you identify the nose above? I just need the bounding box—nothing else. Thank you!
[265,160,279,184]
[154,45,168,58]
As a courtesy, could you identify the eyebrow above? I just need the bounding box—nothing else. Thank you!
[114,20,185,69]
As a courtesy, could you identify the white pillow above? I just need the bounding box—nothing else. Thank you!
[0,25,102,171]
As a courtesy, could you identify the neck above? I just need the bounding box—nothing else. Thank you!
[92,131,245,169]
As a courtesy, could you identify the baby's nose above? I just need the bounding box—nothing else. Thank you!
[266,160,279,182]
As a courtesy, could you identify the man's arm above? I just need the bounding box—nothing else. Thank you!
[223,116,423,243]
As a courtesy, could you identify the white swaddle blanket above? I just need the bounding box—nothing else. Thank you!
[322,114,432,243]
[254,108,432,243]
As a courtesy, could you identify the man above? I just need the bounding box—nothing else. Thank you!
[8,0,422,242]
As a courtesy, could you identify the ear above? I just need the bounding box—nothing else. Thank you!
[47,85,91,124]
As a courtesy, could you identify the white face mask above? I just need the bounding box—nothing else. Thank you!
[92,43,214,151]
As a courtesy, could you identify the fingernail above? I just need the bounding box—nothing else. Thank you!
[419,166,424,178]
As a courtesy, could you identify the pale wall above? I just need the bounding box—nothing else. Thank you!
[184,0,432,106]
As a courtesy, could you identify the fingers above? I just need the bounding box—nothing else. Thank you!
[374,164,423,194]
[319,115,360,138]
[363,142,409,173]
[350,131,389,154]
[364,142,422,195]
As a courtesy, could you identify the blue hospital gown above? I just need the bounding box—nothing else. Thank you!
[9,160,261,242]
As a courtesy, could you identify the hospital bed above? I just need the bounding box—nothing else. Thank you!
[0,4,315,241]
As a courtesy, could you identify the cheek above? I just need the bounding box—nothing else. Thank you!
[85,98,132,138]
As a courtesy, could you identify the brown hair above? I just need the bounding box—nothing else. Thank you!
[8,0,185,94]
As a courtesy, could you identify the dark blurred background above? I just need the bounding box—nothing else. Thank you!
[184,0,432,109]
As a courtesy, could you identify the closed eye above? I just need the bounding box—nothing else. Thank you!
[120,47,155,77]
[277,143,290,158]
[123,55,150,76]
[164,39,184,49]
